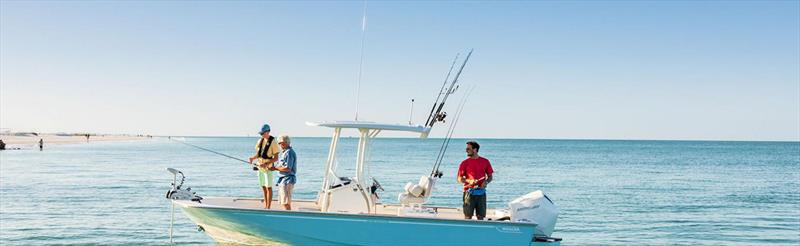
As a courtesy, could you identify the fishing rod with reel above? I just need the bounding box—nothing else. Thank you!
[170,137,261,171]
[430,85,475,178]
[424,49,473,129]
[422,49,474,179]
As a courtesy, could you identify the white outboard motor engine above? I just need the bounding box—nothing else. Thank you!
[509,190,558,237]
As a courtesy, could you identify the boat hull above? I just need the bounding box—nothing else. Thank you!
[175,200,555,246]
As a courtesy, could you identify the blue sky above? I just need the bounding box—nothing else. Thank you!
[1,1,798,141]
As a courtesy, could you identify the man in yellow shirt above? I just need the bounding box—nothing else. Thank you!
[248,124,280,209]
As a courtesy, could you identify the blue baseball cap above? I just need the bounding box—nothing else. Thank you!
[259,124,271,134]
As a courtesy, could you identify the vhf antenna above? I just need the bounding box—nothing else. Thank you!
[408,98,415,124]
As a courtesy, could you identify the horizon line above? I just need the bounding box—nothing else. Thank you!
[162,135,800,143]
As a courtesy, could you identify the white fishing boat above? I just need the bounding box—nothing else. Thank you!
[165,51,562,245]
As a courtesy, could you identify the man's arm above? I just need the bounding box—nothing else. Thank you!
[480,174,492,188]
[259,156,279,169]
[456,163,467,185]
[271,151,295,172]
[273,165,291,172]
[249,141,260,163]
[271,155,289,172]
[248,154,260,163]
[457,175,480,186]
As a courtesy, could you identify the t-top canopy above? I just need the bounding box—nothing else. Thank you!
[306,121,431,135]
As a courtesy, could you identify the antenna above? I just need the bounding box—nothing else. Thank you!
[408,98,415,124]
[354,1,368,121]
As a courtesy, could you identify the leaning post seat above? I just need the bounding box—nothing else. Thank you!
[397,176,436,210]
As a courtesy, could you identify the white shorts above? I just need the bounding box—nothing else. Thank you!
[278,183,294,205]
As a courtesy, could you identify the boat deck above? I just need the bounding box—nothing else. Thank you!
[196,197,506,221]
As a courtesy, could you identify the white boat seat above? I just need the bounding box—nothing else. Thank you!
[398,176,435,206]
[404,182,424,197]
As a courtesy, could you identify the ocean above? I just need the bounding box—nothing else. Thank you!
[1,137,798,245]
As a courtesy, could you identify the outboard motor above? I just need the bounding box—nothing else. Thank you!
[509,190,558,237]
[165,168,203,202]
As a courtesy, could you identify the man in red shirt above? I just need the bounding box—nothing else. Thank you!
[457,141,494,220]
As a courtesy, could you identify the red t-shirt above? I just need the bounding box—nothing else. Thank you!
[457,156,494,191]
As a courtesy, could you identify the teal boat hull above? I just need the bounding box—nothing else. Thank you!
[175,200,558,246]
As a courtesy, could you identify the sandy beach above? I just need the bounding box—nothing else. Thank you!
[0,134,150,147]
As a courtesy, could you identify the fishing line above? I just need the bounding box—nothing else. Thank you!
[170,137,254,166]
[431,85,475,176]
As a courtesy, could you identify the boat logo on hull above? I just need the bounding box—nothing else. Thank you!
[496,226,522,233]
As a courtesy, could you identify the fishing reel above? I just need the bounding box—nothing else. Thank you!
[435,112,447,123]
[252,162,273,172]
[166,168,203,202]
[432,170,443,178]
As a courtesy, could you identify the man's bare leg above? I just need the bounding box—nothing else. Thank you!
[283,204,291,210]
[262,186,273,209]
[267,188,273,208]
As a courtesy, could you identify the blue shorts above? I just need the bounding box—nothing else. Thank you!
[468,188,486,196]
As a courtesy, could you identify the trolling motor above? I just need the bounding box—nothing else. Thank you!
[165,168,202,202]
[166,168,202,244]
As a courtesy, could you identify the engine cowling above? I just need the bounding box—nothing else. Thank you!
[509,190,558,237]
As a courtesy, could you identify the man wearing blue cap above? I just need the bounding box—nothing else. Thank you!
[248,124,280,209]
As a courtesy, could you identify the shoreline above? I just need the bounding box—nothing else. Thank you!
[0,134,151,147]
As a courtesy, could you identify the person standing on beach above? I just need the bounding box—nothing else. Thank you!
[248,124,280,209]
[457,141,494,220]
[271,135,297,210]
[39,138,44,151]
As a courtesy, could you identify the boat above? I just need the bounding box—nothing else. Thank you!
[165,51,562,245]
[167,121,561,245]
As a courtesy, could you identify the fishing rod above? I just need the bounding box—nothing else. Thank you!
[170,137,258,170]
[465,176,487,188]
[430,85,475,177]
[424,53,460,127]
[432,86,473,174]
[425,49,473,129]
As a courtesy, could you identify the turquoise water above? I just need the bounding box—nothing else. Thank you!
[1,137,798,245]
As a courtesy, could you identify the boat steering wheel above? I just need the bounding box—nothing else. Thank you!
[371,177,384,192]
